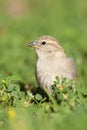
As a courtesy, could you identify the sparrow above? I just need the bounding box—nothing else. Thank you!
[27,35,77,94]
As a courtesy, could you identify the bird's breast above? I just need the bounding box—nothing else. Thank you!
[36,58,56,90]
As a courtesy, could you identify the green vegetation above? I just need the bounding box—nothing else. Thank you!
[0,0,87,130]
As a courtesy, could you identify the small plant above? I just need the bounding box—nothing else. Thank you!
[52,77,86,109]
[0,75,25,106]
[0,75,47,107]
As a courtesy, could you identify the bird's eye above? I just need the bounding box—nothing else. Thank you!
[41,41,46,45]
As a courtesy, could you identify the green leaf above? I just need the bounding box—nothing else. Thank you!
[7,85,14,92]
[35,94,43,101]
[14,84,20,92]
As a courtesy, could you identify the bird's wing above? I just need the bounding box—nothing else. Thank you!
[55,57,77,79]
[68,57,77,76]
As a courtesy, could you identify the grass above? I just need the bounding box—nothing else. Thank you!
[0,0,87,130]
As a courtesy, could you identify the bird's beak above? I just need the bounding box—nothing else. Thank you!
[27,42,39,49]
[27,42,36,48]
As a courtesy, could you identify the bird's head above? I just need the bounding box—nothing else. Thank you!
[27,35,66,58]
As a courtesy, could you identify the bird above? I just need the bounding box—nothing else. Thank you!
[27,35,77,94]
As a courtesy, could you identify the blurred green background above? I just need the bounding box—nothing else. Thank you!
[0,0,87,86]
[0,0,87,130]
